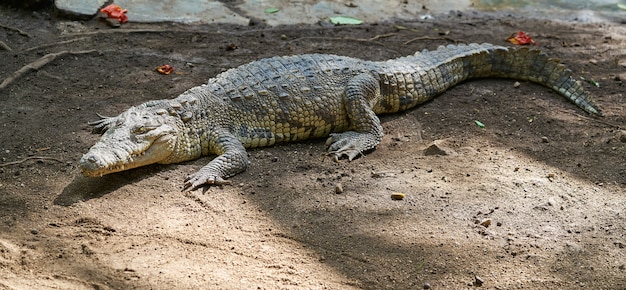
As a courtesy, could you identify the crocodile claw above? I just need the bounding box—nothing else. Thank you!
[183,173,232,191]
[326,132,374,161]
[327,147,363,162]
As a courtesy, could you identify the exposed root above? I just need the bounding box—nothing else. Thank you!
[61,28,191,37]
[287,33,400,54]
[574,113,625,130]
[288,33,396,44]
[23,37,91,52]
[0,49,96,90]
[0,23,31,37]
[0,156,63,167]
[403,36,460,45]
[0,40,11,51]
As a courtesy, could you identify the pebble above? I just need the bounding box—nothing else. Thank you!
[390,192,405,200]
[423,282,431,289]
[513,81,521,88]
[547,197,557,206]
[423,140,456,156]
[541,136,549,143]
[618,130,626,143]
[30,228,39,235]
[55,0,108,19]
[334,183,343,194]
[474,275,484,287]
[480,219,492,228]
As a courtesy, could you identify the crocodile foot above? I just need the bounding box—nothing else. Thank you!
[183,172,232,191]
[325,131,378,161]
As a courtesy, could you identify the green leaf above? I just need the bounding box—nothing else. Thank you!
[264,8,279,14]
[329,16,363,25]
[580,76,600,87]
[474,120,485,128]
[618,3,626,10]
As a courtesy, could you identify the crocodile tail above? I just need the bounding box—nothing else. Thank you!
[410,43,602,115]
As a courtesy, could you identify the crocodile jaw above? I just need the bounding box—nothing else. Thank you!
[80,133,176,177]
[79,108,180,177]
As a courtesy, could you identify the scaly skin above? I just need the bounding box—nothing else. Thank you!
[79,43,601,191]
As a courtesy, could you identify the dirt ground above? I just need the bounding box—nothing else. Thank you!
[0,5,625,290]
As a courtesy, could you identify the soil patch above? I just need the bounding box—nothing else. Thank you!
[1,7,625,289]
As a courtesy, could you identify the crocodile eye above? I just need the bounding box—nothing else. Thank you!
[133,126,147,134]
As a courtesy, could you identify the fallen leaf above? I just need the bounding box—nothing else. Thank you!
[156,64,174,75]
[391,192,405,200]
[329,16,363,25]
[474,120,485,128]
[264,8,279,14]
[506,31,536,45]
[226,43,238,51]
[100,4,128,24]
[580,76,600,87]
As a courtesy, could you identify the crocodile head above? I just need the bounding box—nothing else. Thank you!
[79,103,184,177]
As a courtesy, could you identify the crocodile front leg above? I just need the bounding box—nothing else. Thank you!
[183,131,249,191]
[326,73,384,161]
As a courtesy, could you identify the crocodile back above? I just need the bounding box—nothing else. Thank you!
[193,54,374,147]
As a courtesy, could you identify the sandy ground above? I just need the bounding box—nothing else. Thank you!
[0,6,625,290]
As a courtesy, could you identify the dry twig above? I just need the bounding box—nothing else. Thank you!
[23,37,91,53]
[288,33,397,44]
[574,113,624,130]
[0,40,11,51]
[0,23,30,37]
[0,156,63,167]
[0,49,96,90]
[403,36,460,45]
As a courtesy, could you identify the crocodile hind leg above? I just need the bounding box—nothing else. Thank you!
[326,73,384,161]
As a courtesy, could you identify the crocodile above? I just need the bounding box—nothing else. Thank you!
[79,43,601,191]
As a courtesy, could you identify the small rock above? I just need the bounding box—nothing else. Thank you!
[334,183,343,194]
[30,228,39,235]
[391,192,405,200]
[541,136,549,143]
[547,197,557,206]
[566,241,582,251]
[423,140,457,156]
[616,73,626,82]
[423,282,431,289]
[618,130,626,143]
[55,0,108,20]
[103,18,121,28]
[513,81,521,88]
[81,244,95,255]
[371,171,397,178]
[392,134,410,142]
[480,219,492,228]
[248,17,266,26]
[473,275,484,287]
